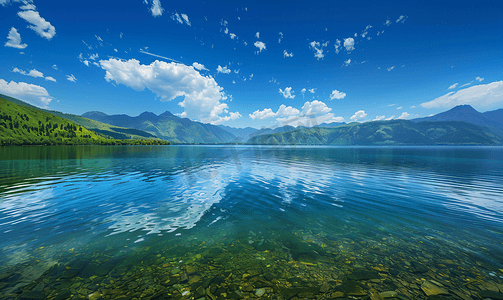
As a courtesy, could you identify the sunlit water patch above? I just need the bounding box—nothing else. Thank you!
[0,145,502,299]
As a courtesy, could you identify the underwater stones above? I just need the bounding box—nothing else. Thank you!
[189,275,201,284]
[411,261,429,273]
[61,269,79,279]
[379,291,398,298]
[421,281,448,296]
[255,288,266,296]
[479,290,503,299]
[330,291,345,298]
[263,273,274,281]
[336,280,366,296]
[18,291,45,299]
[280,287,301,299]
[180,272,188,283]
[348,269,380,281]
[242,283,254,292]
[253,280,272,288]
[171,267,181,275]
[297,286,321,298]
[297,253,317,265]
[320,282,330,293]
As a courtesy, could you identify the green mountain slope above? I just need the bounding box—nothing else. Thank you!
[0,96,168,146]
[82,111,239,143]
[247,120,503,145]
[0,93,157,140]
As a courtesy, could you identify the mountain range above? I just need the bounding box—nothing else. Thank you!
[2,92,503,145]
[247,119,503,145]
[412,105,503,131]
[0,95,168,146]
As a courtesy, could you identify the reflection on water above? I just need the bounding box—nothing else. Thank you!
[0,145,502,299]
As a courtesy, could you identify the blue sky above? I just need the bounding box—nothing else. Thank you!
[1,0,502,129]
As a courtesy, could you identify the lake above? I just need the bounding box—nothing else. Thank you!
[1,145,502,300]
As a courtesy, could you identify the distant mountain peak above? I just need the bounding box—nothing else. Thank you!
[448,104,477,112]
[159,111,174,117]
[139,111,157,117]
[82,111,109,117]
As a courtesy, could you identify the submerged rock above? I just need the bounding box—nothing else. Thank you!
[479,290,503,299]
[19,291,45,299]
[421,281,448,296]
[348,269,380,280]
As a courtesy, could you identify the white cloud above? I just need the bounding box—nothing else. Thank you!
[421,81,503,108]
[301,88,306,93]
[216,65,231,74]
[20,3,36,10]
[52,65,57,70]
[384,18,392,26]
[151,0,163,17]
[95,35,103,42]
[448,83,458,89]
[373,115,386,121]
[334,39,341,54]
[13,67,43,78]
[249,108,275,120]
[309,41,328,60]
[254,41,266,53]
[279,87,295,99]
[45,76,56,82]
[229,33,236,39]
[249,104,300,120]
[278,32,283,43]
[283,50,293,58]
[308,88,316,94]
[396,15,408,23]
[410,105,416,108]
[476,76,484,82]
[344,37,355,51]
[326,116,345,123]
[0,79,52,107]
[387,66,395,71]
[344,59,351,66]
[66,74,77,82]
[301,100,331,115]
[192,62,208,71]
[17,10,56,40]
[172,13,183,24]
[330,89,346,100]
[276,104,299,117]
[89,53,99,60]
[273,100,340,127]
[386,115,395,120]
[397,106,402,110]
[361,25,372,38]
[397,112,410,119]
[181,14,190,26]
[100,58,239,124]
[459,81,473,88]
[350,110,367,122]
[255,32,260,39]
[4,27,27,49]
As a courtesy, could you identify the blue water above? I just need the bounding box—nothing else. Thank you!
[1,145,502,298]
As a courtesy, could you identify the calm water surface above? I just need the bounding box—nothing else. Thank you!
[0,145,502,299]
